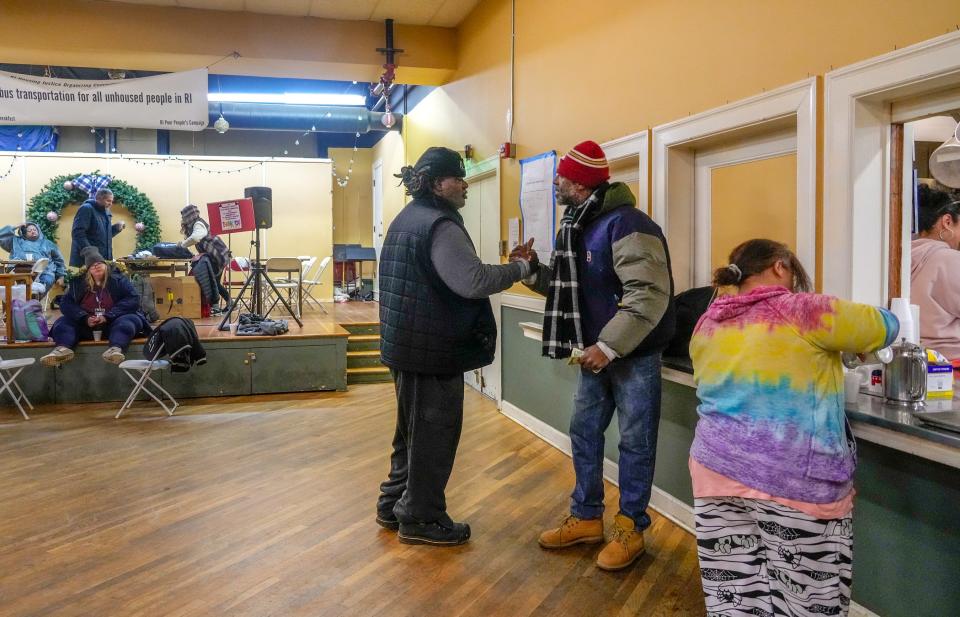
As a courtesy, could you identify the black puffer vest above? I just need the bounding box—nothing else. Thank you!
[378,197,496,375]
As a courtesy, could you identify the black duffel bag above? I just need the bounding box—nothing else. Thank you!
[151,242,193,259]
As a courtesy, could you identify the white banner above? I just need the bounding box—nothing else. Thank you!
[0,69,209,131]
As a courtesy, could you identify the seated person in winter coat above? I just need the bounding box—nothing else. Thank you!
[41,247,151,367]
[178,204,230,306]
[0,221,67,295]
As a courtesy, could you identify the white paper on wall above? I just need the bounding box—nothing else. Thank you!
[508,217,520,251]
[519,151,556,257]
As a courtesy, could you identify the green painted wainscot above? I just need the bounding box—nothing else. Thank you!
[501,297,960,617]
[0,334,348,404]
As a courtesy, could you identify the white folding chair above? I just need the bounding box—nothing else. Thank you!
[301,256,331,314]
[264,257,303,318]
[0,353,35,420]
[116,343,186,419]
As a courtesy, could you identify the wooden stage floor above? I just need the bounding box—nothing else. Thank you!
[190,300,381,340]
[0,384,706,617]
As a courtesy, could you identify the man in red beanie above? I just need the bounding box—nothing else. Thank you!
[511,140,675,570]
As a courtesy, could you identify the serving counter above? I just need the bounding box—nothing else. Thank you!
[501,298,960,617]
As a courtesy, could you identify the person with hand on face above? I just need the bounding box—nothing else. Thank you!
[376,146,535,547]
[911,184,960,359]
[510,140,675,571]
[0,221,66,295]
[69,188,125,267]
[41,246,150,367]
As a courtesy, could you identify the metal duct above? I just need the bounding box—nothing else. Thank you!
[208,103,402,133]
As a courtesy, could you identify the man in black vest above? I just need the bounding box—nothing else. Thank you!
[376,147,535,546]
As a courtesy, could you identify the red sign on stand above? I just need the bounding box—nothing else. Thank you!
[207,198,255,235]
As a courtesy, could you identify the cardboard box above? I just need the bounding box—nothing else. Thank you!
[150,276,202,319]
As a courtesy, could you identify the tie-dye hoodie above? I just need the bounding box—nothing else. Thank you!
[689,286,899,503]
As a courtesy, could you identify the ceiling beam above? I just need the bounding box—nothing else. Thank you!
[0,0,457,85]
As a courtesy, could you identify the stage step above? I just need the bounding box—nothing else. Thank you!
[340,323,391,384]
[347,366,392,384]
[347,350,385,369]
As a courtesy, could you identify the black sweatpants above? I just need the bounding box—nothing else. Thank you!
[377,369,464,524]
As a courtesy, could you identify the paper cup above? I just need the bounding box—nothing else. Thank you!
[844,371,861,407]
[92,330,102,342]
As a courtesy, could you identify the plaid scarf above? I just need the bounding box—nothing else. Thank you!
[542,190,601,359]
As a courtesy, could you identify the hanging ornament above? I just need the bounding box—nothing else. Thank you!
[46,211,58,222]
[134,222,145,233]
[214,114,230,134]
[381,111,395,129]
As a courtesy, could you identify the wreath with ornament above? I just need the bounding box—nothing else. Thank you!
[25,172,161,252]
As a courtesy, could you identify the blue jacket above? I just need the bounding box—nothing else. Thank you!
[70,199,122,267]
[60,268,151,335]
[0,222,66,281]
[528,182,676,357]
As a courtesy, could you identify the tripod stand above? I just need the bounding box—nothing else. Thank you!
[218,228,303,330]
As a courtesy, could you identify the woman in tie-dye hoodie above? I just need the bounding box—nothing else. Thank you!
[689,239,898,617]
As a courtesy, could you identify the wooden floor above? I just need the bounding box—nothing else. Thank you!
[0,384,705,617]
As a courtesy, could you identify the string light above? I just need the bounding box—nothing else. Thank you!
[0,157,18,181]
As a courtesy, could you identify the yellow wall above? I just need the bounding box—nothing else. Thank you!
[0,154,334,299]
[710,154,798,270]
[399,0,960,295]
[330,148,373,246]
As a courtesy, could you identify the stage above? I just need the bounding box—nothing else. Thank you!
[0,301,382,408]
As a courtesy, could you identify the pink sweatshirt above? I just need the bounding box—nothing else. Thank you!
[911,238,960,360]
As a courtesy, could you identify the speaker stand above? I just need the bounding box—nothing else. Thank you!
[218,229,303,331]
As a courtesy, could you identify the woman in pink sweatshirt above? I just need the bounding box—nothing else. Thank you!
[911,185,960,359]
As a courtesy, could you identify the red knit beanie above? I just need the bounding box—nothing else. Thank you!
[557,140,610,188]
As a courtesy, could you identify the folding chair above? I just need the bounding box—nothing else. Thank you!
[263,257,303,318]
[301,256,331,314]
[0,353,35,420]
[116,343,187,418]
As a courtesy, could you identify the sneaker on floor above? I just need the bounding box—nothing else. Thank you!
[376,510,399,531]
[596,512,645,571]
[398,515,470,546]
[538,514,604,549]
[101,347,125,365]
[40,346,75,367]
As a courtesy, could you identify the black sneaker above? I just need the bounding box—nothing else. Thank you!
[376,510,399,531]
[398,515,471,546]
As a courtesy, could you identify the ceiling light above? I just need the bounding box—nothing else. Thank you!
[208,92,367,106]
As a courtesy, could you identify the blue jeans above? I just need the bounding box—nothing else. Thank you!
[569,352,662,531]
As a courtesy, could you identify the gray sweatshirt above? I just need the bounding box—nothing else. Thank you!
[430,219,529,299]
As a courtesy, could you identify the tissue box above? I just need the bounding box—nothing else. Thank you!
[926,349,953,399]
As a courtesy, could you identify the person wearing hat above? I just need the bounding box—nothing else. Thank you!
[178,204,231,308]
[41,246,151,367]
[69,187,126,267]
[510,140,675,570]
[376,146,535,546]
[0,220,67,295]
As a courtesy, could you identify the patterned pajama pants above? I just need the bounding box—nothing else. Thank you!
[694,497,853,617]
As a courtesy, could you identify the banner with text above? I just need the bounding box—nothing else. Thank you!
[0,69,209,131]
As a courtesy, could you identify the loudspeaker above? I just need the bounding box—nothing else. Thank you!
[244,186,273,229]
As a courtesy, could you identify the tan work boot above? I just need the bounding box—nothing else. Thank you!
[40,346,75,367]
[596,512,645,571]
[538,514,604,549]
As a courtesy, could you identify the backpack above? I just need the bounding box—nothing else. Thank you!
[11,299,50,342]
[664,286,717,358]
[131,274,160,322]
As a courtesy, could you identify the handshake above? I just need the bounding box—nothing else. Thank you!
[509,237,539,269]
